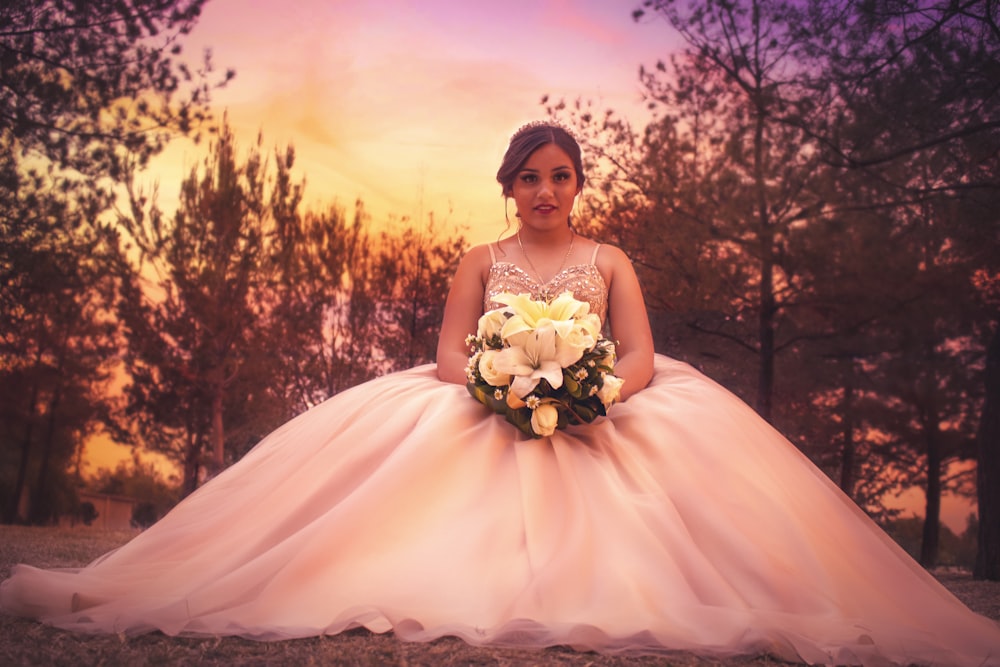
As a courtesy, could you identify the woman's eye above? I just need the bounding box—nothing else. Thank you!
[519,173,537,184]
[554,172,571,182]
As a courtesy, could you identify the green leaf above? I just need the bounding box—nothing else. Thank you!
[563,373,583,398]
[505,407,538,438]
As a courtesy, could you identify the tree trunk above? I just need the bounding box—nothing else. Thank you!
[5,379,40,524]
[975,319,1000,580]
[209,383,225,477]
[920,402,943,568]
[29,383,63,525]
[29,327,70,525]
[839,372,856,498]
[182,417,200,498]
[752,88,775,422]
[757,257,775,422]
[408,248,424,368]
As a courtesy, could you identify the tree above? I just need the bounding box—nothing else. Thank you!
[768,202,914,517]
[264,202,389,405]
[116,116,469,494]
[1,0,228,523]
[117,123,292,493]
[369,215,466,371]
[787,169,986,566]
[0,153,120,524]
[975,282,1000,579]
[1,0,231,184]
[793,0,1000,573]
[255,205,465,418]
[560,0,836,422]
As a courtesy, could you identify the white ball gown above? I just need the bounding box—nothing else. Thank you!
[2,249,1000,667]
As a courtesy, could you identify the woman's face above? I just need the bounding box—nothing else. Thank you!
[511,142,581,233]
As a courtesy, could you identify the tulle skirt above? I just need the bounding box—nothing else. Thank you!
[2,355,999,666]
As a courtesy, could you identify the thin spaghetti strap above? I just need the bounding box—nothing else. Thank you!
[590,243,602,265]
[488,243,497,264]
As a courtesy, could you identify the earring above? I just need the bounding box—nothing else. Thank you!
[569,192,583,228]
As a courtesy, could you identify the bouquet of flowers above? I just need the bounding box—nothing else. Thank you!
[465,291,624,438]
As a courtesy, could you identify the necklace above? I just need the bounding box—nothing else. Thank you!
[517,229,575,298]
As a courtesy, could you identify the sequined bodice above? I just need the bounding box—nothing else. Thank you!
[484,262,608,323]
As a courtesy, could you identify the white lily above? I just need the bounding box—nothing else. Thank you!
[492,324,565,398]
[495,291,590,345]
[546,291,592,321]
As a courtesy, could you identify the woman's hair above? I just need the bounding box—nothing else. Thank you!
[496,122,585,197]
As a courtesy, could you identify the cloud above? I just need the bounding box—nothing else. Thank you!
[543,0,631,47]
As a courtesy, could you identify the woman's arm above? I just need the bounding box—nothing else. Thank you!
[436,245,491,384]
[599,245,655,400]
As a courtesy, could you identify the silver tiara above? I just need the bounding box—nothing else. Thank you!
[510,119,576,142]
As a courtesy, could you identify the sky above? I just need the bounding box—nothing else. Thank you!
[87,0,976,533]
[145,0,680,245]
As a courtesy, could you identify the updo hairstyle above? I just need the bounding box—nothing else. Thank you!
[496,122,585,197]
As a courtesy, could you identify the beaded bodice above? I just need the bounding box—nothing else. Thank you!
[483,245,608,323]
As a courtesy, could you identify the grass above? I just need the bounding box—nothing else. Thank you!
[1,526,997,667]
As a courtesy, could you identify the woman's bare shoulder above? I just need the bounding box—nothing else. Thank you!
[455,242,495,283]
[593,242,635,276]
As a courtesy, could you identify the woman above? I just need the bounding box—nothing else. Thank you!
[2,122,999,666]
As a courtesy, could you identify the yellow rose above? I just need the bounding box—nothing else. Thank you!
[597,374,625,409]
[554,322,597,367]
[575,313,601,339]
[530,402,560,437]
[477,308,509,340]
[478,349,511,387]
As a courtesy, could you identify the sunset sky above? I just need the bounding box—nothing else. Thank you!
[145,0,680,244]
